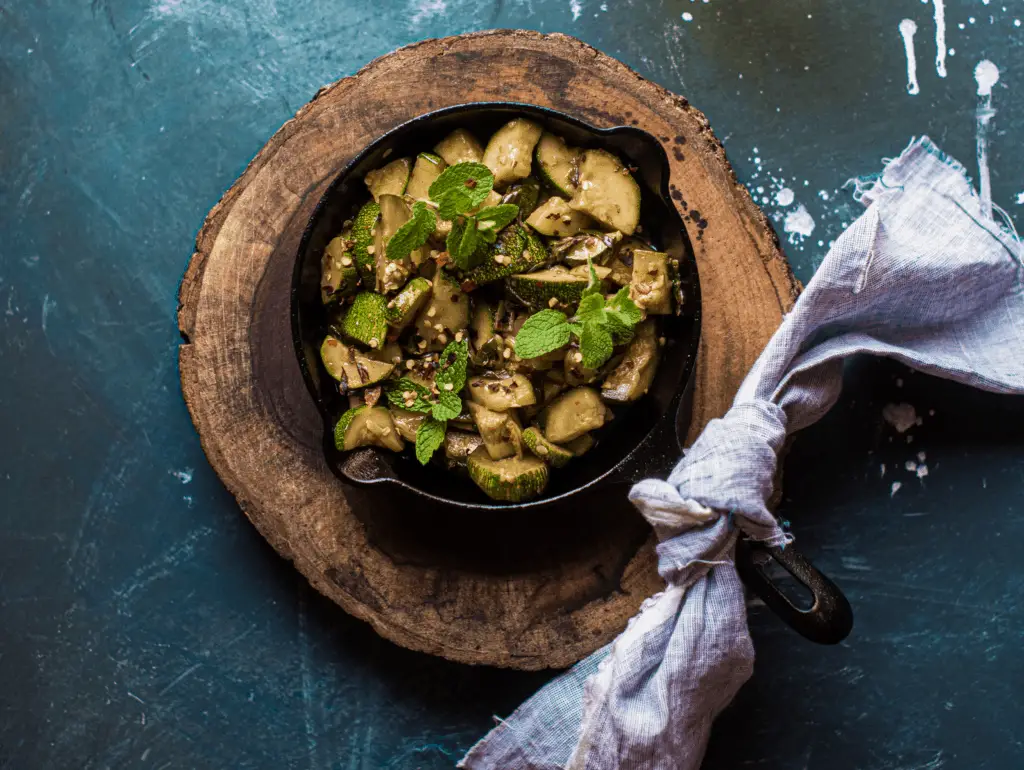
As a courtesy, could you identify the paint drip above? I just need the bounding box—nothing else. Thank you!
[899,19,920,95]
[974,60,999,219]
[783,205,815,242]
[932,0,947,77]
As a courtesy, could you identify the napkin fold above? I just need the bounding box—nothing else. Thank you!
[460,137,1024,770]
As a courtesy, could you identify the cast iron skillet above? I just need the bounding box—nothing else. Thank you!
[292,102,852,645]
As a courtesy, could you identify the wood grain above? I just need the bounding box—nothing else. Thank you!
[177,30,799,670]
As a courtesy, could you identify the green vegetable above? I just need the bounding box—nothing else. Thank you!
[412,272,470,351]
[521,427,574,468]
[525,197,592,237]
[443,430,484,465]
[513,309,572,358]
[386,277,432,331]
[467,448,549,502]
[321,234,360,303]
[335,406,404,451]
[466,373,537,412]
[466,401,519,460]
[405,152,447,200]
[481,118,543,186]
[565,433,594,456]
[501,178,541,217]
[506,267,595,310]
[470,299,500,365]
[534,132,579,197]
[433,128,484,166]
[364,157,411,201]
[474,204,520,242]
[415,416,447,464]
[627,250,673,315]
[432,338,470,421]
[384,377,434,413]
[389,407,426,441]
[460,225,549,287]
[320,336,394,390]
[339,292,389,349]
[352,201,381,284]
[601,320,660,403]
[552,230,623,266]
[374,195,416,293]
[567,149,641,235]
[539,386,606,444]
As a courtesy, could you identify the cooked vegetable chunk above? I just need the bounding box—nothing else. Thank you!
[568,149,641,235]
[467,448,549,502]
[540,386,606,443]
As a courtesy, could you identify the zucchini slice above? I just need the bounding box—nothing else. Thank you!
[460,225,549,288]
[467,373,537,411]
[321,233,360,303]
[412,272,470,351]
[351,202,380,284]
[434,129,484,166]
[374,194,426,293]
[321,336,394,390]
[534,132,579,197]
[335,406,404,451]
[388,407,426,442]
[521,427,574,468]
[338,292,389,349]
[539,386,606,443]
[466,401,520,460]
[602,320,660,402]
[567,149,641,235]
[628,250,672,315]
[505,266,591,310]
[467,447,549,502]
[482,119,543,187]
[386,277,432,332]
[552,230,623,266]
[525,197,592,237]
[405,152,447,200]
[364,157,411,201]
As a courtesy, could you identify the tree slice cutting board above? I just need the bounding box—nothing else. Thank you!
[177,30,799,670]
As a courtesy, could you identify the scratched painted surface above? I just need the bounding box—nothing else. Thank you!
[1,0,1022,768]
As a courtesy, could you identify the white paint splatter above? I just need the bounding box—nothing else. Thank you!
[905,460,918,472]
[783,205,815,242]
[775,187,795,206]
[916,464,929,479]
[974,60,1000,219]
[41,294,56,333]
[170,468,194,484]
[917,451,927,463]
[899,19,920,95]
[891,481,903,497]
[682,12,693,21]
[410,0,447,25]
[883,403,918,433]
[570,0,582,21]
[932,0,947,77]
[1016,192,1024,205]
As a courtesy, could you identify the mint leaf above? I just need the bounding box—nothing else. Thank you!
[606,287,643,326]
[580,321,614,369]
[385,378,433,413]
[575,293,606,326]
[567,321,584,337]
[603,313,635,345]
[581,255,603,298]
[429,163,494,215]
[415,417,447,464]
[447,217,481,266]
[515,309,571,359]
[386,201,435,262]
[475,204,519,243]
[435,338,470,392]
[432,391,462,422]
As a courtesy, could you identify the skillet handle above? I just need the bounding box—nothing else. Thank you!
[736,538,854,645]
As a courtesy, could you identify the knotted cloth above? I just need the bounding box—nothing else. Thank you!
[460,138,1024,770]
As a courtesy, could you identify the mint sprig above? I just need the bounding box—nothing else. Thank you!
[427,163,518,267]
[514,285,644,369]
[385,378,434,413]
[408,339,470,464]
[386,201,436,262]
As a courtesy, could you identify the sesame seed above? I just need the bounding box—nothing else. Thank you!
[503,349,512,359]
[573,352,583,363]
[434,323,444,332]
[658,336,666,346]
[427,307,436,317]
[561,215,572,224]
[548,297,559,308]
[437,333,448,344]
[455,331,464,342]
[536,444,549,455]
[406,360,415,369]
[386,300,396,309]
[366,245,375,254]
[341,256,353,266]
[444,383,454,391]
[368,338,379,349]
[417,340,428,349]
[403,391,414,400]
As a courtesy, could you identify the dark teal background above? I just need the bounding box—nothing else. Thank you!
[2,1,1023,768]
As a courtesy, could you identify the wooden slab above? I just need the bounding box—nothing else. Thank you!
[177,30,799,670]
